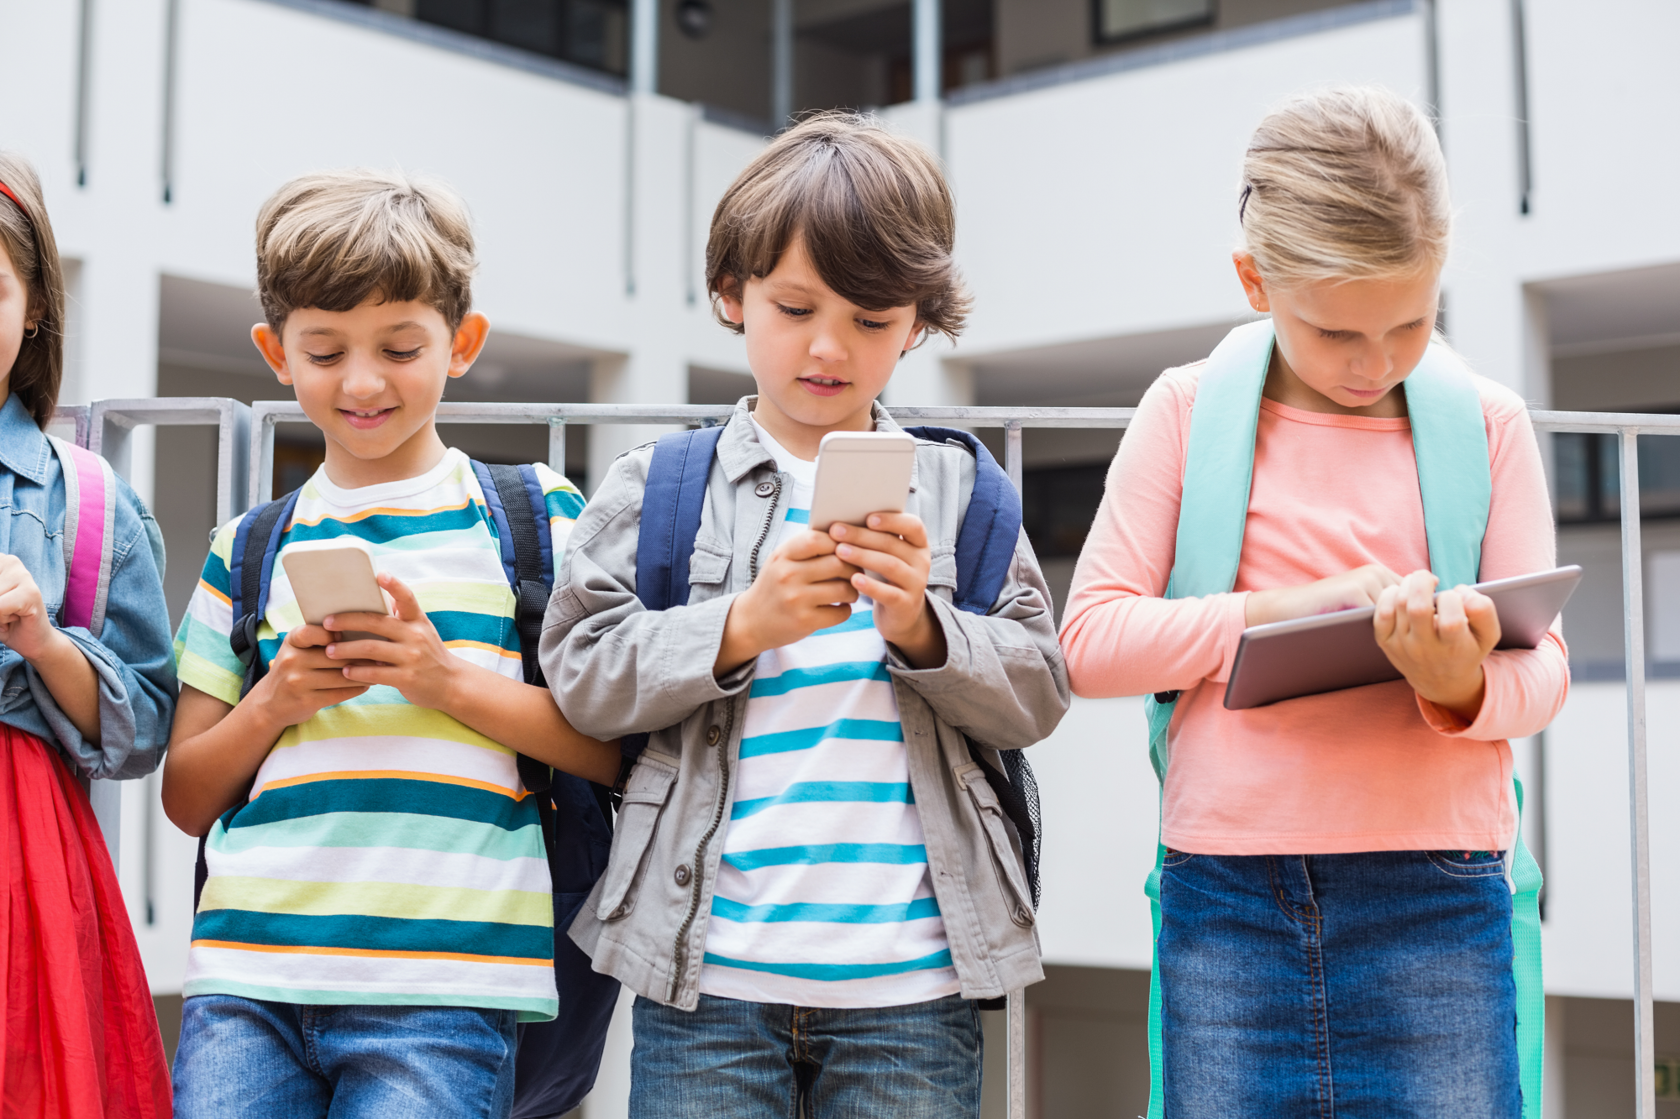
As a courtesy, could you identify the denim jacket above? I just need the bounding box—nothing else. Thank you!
[541,399,1070,1008]
[0,394,176,778]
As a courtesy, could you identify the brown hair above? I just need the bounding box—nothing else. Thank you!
[0,154,66,429]
[256,169,477,333]
[1239,86,1451,288]
[706,112,970,340]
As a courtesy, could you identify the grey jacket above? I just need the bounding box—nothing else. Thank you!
[539,399,1070,1008]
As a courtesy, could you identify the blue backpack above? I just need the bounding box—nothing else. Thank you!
[623,422,1044,911]
[214,461,620,1119]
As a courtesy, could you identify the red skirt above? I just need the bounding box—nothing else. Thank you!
[1,724,171,1118]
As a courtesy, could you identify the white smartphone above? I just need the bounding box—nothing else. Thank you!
[280,539,390,643]
[807,431,916,532]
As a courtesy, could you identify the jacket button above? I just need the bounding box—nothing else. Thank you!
[754,482,775,497]
[674,864,692,887]
[706,725,722,746]
[608,903,628,920]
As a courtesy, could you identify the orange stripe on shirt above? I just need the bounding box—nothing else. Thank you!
[289,497,474,529]
[250,770,531,801]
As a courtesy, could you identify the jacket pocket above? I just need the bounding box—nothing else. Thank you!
[687,542,732,599]
[957,762,1036,928]
[927,550,958,598]
[595,753,680,921]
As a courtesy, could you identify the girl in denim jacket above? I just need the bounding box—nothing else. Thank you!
[0,153,176,1117]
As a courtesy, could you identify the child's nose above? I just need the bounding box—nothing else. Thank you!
[341,354,388,397]
[809,326,847,362]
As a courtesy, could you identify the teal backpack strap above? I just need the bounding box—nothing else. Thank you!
[1144,319,1275,1118]
[1402,342,1491,589]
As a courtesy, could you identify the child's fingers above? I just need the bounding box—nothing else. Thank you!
[864,512,927,548]
[286,625,336,649]
[834,544,920,590]
[1434,588,1470,642]
[778,530,840,561]
[322,611,407,639]
[325,638,404,664]
[830,522,923,562]
[1373,585,1401,641]
[1459,587,1502,649]
[376,573,424,621]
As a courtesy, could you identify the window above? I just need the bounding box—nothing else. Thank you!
[1094,0,1214,44]
[1552,431,1680,523]
[358,0,629,75]
[1022,464,1109,559]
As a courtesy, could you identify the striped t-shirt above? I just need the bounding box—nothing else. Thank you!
[697,420,960,1008]
[173,448,584,1020]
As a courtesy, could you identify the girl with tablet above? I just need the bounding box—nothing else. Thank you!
[1060,87,1568,1119]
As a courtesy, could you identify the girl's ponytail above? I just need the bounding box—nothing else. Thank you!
[0,154,65,430]
[1239,86,1450,289]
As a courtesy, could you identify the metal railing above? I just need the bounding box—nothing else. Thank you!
[64,397,1675,1119]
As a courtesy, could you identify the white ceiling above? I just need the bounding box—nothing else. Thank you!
[1536,261,1680,357]
[964,318,1247,407]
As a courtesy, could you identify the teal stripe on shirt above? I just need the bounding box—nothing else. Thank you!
[784,507,809,524]
[723,843,928,872]
[701,949,954,982]
[811,610,874,637]
[749,662,892,698]
[738,718,903,759]
[710,896,941,924]
[732,782,912,820]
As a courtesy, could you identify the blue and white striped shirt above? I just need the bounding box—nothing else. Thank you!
[697,421,960,1008]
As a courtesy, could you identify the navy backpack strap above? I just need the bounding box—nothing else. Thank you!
[902,427,1021,615]
[228,489,302,694]
[621,425,726,767]
[473,460,557,796]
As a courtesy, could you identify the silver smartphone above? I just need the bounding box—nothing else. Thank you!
[279,539,390,644]
[807,431,917,532]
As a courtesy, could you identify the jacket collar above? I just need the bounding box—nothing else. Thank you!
[0,394,53,485]
[715,395,903,483]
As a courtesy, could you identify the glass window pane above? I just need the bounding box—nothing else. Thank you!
[1099,0,1213,40]
[1553,433,1590,522]
[1638,433,1680,516]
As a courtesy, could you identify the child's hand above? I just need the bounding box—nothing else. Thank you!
[830,513,946,669]
[1374,570,1501,720]
[254,624,370,727]
[323,573,464,711]
[0,554,57,661]
[714,531,860,676]
[1244,563,1401,626]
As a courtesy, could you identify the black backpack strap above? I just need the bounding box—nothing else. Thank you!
[473,460,556,795]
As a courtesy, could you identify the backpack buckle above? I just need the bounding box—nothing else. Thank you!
[229,613,261,663]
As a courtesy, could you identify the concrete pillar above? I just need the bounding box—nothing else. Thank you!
[629,0,658,95]
[591,94,693,492]
[771,0,794,129]
[913,0,941,104]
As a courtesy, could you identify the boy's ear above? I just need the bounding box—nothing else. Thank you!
[448,311,491,379]
[1233,251,1272,313]
[900,321,927,355]
[251,323,292,384]
[717,277,744,325]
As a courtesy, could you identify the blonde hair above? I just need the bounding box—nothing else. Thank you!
[256,169,476,333]
[707,111,971,340]
[0,153,66,428]
[1239,86,1450,288]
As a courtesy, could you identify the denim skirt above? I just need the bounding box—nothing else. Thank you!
[1158,850,1521,1119]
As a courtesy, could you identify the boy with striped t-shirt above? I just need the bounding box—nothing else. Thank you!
[543,115,1069,1118]
[161,170,618,1119]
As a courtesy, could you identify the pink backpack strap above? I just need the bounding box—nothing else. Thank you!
[48,435,118,637]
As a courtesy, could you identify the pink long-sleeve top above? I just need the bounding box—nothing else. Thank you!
[1060,362,1570,855]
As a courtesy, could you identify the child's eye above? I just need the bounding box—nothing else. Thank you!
[385,348,421,361]
[775,303,812,318]
[858,318,891,331]
[1317,329,1351,341]
[305,351,343,366]
[1402,318,1428,331]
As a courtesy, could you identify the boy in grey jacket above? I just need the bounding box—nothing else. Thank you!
[539,112,1069,1118]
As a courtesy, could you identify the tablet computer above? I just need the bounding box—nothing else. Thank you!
[1223,565,1582,711]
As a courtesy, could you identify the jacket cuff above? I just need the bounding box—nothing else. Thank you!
[671,593,756,704]
[26,627,138,780]
[883,593,973,688]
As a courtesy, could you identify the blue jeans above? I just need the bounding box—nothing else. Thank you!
[1159,850,1521,1119]
[630,993,982,1119]
[172,995,518,1119]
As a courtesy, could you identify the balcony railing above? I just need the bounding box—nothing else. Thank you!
[54,397,1679,1119]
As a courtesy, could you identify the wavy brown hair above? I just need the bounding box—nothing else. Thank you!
[706,112,971,342]
[0,153,66,429]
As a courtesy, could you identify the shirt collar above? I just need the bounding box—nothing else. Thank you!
[0,394,53,485]
[716,395,901,483]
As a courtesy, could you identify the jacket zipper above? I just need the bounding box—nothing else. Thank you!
[669,473,782,1001]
